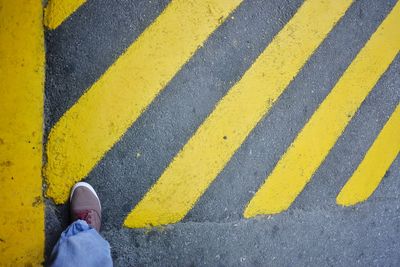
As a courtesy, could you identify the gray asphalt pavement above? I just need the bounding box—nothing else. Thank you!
[44,0,400,265]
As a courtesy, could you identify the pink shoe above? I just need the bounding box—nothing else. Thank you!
[70,182,102,231]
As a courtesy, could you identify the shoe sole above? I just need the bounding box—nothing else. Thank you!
[70,182,102,209]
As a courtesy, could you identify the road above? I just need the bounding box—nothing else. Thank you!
[1,0,399,265]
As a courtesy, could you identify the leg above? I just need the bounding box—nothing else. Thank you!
[49,182,113,267]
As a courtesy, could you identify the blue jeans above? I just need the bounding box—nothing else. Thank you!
[50,220,113,267]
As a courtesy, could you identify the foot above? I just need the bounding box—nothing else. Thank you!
[70,182,102,231]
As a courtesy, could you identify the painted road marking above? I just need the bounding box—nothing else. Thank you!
[124,0,353,228]
[45,0,242,204]
[0,0,45,265]
[337,104,400,206]
[244,2,400,218]
[44,0,87,29]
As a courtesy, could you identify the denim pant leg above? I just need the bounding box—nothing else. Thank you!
[50,220,113,267]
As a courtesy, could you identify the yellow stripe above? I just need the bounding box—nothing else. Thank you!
[337,104,400,206]
[44,0,86,29]
[0,0,45,265]
[45,0,242,204]
[124,0,353,228]
[244,2,400,218]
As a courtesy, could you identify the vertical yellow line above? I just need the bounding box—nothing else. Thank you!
[244,2,400,218]
[337,104,400,206]
[0,0,45,265]
[124,0,353,228]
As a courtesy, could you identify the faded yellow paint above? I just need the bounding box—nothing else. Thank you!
[244,2,400,218]
[44,0,86,29]
[337,105,400,206]
[124,0,353,228]
[45,0,242,204]
[0,0,45,265]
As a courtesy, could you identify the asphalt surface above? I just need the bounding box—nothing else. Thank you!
[44,0,400,265]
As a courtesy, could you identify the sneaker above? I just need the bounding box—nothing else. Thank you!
[70,182,102,231]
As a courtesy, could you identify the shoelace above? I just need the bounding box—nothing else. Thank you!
[75,210,92,225]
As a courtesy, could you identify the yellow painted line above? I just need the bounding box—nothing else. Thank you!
[124,0,353,228]
[45,0,242,204]
[0,0,45,265]
[44,0,86,29]
[244,2,400,218]
[337,104,400,206]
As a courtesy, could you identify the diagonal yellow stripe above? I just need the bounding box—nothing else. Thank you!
[0,0,45,265]
[44,0,87,29]
[336,104,400,206]
[244,2,400,218]
[124,0,353,228]
[45,0,242,204]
